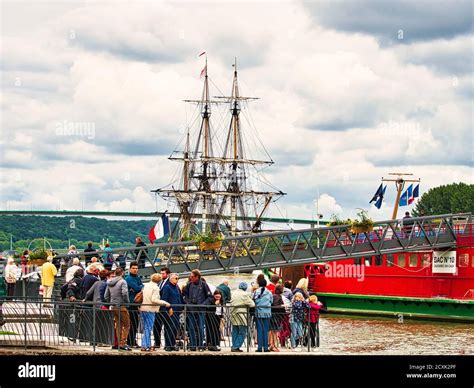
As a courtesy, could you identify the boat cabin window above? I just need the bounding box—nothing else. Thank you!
[409,254,418,267]
[354,258,362,266]
[364,257,372,266]
[397,254,406,267]
[375,255,383,266]
[422,254,431,266]
[459,253,469,268]
[386,254,394,266]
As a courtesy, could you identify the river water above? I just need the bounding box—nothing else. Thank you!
[198,273,474,355]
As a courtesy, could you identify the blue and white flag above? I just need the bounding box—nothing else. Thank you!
[399,184,413,207]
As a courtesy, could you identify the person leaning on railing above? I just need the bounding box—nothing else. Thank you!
[307,295,323,348]
[205,289,224,351]
[252,278,273,353]
[125,261,143,348]
[4,258,18,300]
[230,282,255,353]
[139,273,170,352]
[160,273,185,351]
[269,284,285,352]
[65,268,84,302]
[290,292,310,350]
[105,267,131,351]
[182,269,213,351]
[83,269,109,305]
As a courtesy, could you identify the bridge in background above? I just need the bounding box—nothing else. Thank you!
[0,209,324,226]
[49,213,472,277]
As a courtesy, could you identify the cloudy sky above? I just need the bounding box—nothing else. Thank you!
[1,0,472,224]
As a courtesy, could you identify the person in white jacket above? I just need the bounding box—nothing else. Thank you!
[230,282,255,352]
[65,258,83,282]
[4,258,18,299]
[139,273,170,351]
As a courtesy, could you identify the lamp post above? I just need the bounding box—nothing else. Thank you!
[314,188,323,248]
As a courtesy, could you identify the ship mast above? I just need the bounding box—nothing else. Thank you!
[179,127,191,236]
[230,58,239,235]
[201,55,211,232]
[153,56,285,239]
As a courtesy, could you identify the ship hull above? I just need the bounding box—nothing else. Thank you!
[316,292,474,323]
[281,230,474,322]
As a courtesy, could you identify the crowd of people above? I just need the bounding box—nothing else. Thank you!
[58,261,323,352]
[3,239,324,353]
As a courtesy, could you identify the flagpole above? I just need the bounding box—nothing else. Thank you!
[382,173,420,220]
[391,179,405,220]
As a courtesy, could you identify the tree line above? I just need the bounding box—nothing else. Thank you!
[412,183,473,216]
[0,215,154,252]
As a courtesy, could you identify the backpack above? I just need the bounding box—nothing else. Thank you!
[103,252,114,264]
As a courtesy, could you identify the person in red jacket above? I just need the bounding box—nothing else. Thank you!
[308,294,323,348]
[266,274,280,294]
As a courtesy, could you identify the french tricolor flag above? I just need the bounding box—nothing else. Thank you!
[149,213,170,243]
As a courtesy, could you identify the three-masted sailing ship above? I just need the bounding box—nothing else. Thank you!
[152,56,285,240]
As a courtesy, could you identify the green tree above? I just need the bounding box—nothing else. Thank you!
[412,183,474,216]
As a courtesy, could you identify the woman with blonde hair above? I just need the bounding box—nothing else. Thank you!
[140,273,170,351]
[293,278,309,299]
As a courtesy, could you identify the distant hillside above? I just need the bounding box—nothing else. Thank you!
[0,215,162,252]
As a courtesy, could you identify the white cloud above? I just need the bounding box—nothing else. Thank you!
[93,186,155,212]
[315,194,343,217]
[1,1,472,224]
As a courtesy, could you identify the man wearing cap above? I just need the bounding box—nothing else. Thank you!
[229,282,255,352]
[81,265,100,297]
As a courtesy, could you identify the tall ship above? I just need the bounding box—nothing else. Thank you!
[152,56,285,240]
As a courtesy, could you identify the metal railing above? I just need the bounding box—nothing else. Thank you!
[48,212,473,277]
[0,298,320,353]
